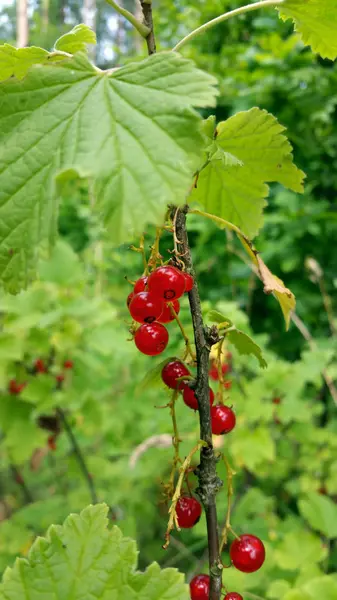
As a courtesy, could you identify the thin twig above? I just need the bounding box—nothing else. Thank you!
[140,0,156,54]
[173,0,284,52]
[105,0,150,37]
[175,206,223,600]
[10,465,34,504]
[57,408,98,504]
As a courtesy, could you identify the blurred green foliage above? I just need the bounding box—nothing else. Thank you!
[0,1,336,599]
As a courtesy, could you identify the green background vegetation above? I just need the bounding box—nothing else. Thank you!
[0,2,336,598]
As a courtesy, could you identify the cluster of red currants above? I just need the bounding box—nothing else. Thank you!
[127,265,193,355]
[190,533,265,599]
[162,359,236,436]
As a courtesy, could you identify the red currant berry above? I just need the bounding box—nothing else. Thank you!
[158,299,180,323]
[35,358,47,373]
[162,360,190,390]
[224,380,232,390]
[209,362,230,381]
[230,534,265,573]
[64,360,74,369]
[56,374,65,384]
[134,323,169,356]
[189,575,209,600]
[127,292,134,308]
[211,405,236,435]
[148,265,186,300]
[183,386,214,411]
[8,380,26,395]
[224,594,243,600]
[272,396,281,405]
[183,271,194,292]
[176,496,202,528]
[134,275,148,294]
[129,292,164,324]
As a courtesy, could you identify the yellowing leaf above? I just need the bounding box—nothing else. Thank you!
[279,0,337,60]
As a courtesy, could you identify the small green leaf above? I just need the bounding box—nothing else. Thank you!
[0,44,51,82]
[54,24,97,54]
[227,329,267,369]
[201,115,216,140]
[192,108,305,239]
[0,504,189,600]
[279,0,337,60]
[207,310,233,327]
[299,492,337,538]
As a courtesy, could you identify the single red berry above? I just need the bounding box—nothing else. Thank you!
[162,360,190,390]
[183,271,194,292]
[134,275,148,294]
[35,358,47,373]
[148,265,186,300]
[224,380,232,390]
[230,534,265,573]
[63,360,73,369]
[129,291,164,324]
[176,496,202,528]
[272,397,281,405]
[211,405,236,435]
[183,386,214,411]
[158,299,180,323]
[224,594,243,600]
[134,323,169,356]
[8,380,26,395]
[56,374,65,384]
[127,292,134,308]
[47,435,57,451]
[189,575,209,600]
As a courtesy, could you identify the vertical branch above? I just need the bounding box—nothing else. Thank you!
[140,0,156,54]
[57,408,98,505]
[10,465,33,504]
[174,206,223,600]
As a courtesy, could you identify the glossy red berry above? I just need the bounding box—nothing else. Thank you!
[162,360,190,390]
[56,374,65,384]
[129,292,164,324]
[35,358,47,373]
[8,380,26,395]
[134,275,148,294]
[176,496,202,528]
[127,292,134,308]
[183,386,214,411]
[230,534,265,573]
[135,323,169,356]
[189,575,209,600]
[148,265,186,300]
[224,594,243,600]
[158,299,180,323]
[63,360,73,369]
[224,380,232,390]
[183,271,194,292]
[211,405,236,435]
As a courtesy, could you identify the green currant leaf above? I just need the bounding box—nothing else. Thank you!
[0,504,189,600]
[298,492,337,538]
[227,329,267,369]
[0,52,217,293]
[207,310,233,327]
[191,108,305,239]
[278,0,337,60]
[54,24,97,54]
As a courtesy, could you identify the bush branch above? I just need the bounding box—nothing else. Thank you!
[174,206,223,600]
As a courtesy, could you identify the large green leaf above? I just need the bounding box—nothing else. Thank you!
[279,0,337,60]
[0,504,188,599]
[299,492,337,538]
[0,51,217,293]
[191,108,304,238]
